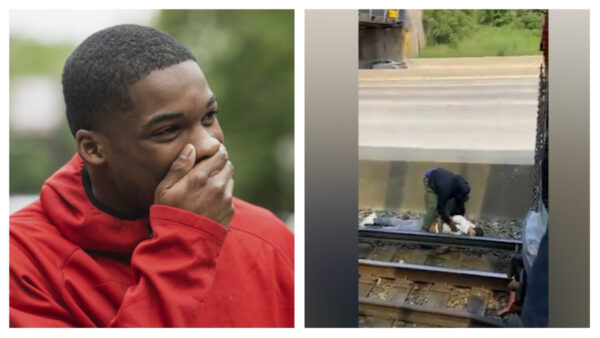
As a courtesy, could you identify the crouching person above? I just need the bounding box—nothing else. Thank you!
[420,168,471,232]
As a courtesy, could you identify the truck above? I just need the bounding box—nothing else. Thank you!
[358,9,407,69]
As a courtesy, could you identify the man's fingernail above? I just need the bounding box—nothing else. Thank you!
[180,144,193,159]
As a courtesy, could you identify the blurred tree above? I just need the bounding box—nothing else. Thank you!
[514,10,546,30]
[422,10,477,46]
[476,9,544,29]
[477,9,518,27]
[10,37,74,78]
[9,37,76,195]
[156,10,294,218]
[9,123,75,194]
[423,10,545,46]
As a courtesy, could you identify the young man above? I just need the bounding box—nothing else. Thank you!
[420,168,471,232]
[10,25,294,328]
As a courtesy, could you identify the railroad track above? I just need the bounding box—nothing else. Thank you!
[360,259,510,291]
[359,227,522,252]
[358,227,520,327]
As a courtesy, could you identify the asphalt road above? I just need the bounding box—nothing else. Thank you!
[359,56,543,165]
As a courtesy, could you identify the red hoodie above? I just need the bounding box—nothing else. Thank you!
[10,154,294,327]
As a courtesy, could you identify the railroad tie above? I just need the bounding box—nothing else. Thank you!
[387,278,414,303]
[466,287,492,317]
[427,283,453,309]
[361,265,395,279]
[371,245,398,261]
[393,247,428,265]
[358,274,377,297]
[364,316,395,328]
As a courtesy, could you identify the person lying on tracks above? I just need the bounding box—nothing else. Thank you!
[420,168,471,232]
[429,215,484,236]
[10,24,294,328]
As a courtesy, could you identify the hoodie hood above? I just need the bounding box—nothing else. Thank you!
[40,154,150,254]
[456,176,471,199]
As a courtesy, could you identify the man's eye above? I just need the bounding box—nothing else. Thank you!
[154,126,179,136]
[203,110,218,122]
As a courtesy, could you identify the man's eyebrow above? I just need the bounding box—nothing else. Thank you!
[143,112,185,129]
[206,94,217,108]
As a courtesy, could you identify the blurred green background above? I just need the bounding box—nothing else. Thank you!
[9,10,294,228]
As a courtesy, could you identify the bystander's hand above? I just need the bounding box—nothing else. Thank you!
[448,221,459,232]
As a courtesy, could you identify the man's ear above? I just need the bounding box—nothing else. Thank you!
[75,129,107,166]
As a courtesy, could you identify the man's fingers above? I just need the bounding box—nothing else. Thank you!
[212,161,234,187]
[188,144,229,182]
[160,144,196,190]
[224,177,235,198]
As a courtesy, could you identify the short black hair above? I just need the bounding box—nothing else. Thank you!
[62,24,197,135]
[473,227,484,237]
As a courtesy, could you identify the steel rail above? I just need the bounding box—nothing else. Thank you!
[359,227,522,252]
[359,259,510,291]
[359,297,504,328]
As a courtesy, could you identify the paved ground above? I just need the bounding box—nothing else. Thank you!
[359,56,543,165]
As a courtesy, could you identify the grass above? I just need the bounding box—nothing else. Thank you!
[419,25,542,58]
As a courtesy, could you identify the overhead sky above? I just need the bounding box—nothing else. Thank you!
[10,10,158,44]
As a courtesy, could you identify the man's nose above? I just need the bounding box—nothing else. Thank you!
[190,128,220,161]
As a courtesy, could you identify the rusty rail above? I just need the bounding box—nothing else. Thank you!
[359,259,510,291]
[359,227,522,252]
